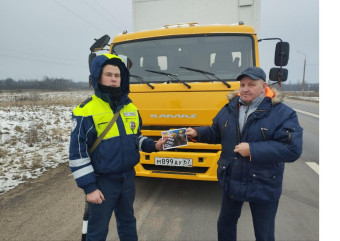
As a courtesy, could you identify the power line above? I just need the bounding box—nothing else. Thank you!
[95,0,128,31]
[0,47,81,62]
[81,0,125,32]
[0,53,87,68]
[53,0,107,33]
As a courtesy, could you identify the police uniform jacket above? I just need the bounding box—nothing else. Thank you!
[69,54,157,194]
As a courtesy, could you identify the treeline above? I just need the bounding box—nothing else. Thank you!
[269,82,319,92]
[1,77,319,92]
[0,77,89,90]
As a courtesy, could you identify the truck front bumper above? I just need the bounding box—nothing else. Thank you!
[135,150,221,181]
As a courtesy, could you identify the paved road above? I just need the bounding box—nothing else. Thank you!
[0,98,319,241]
[113,97,320,241]
[284,98,319,164]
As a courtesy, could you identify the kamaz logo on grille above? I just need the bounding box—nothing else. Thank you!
[150,114,197,118]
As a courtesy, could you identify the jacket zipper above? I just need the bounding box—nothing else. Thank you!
[232,112,241,144]
[221,120,228,139]
[242,106,250,132]
[286,130,291,146]
[261,127,268,141]
[231,109,242,196]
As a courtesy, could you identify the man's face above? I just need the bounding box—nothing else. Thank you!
[239,76,267,105]
[100,65,121,87]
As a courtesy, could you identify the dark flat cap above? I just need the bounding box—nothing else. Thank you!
[236,67,266,81]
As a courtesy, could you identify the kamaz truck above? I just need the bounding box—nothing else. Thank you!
[88,0,289,181]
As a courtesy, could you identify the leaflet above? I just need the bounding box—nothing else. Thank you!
[161,128,188,150]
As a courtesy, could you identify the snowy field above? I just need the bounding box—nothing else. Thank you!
[286,96,319,102]
[0,90,318,194]
[0,89,92,194]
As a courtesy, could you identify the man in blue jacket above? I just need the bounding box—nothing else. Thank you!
[186,67,303,241]
[69,54,165,241]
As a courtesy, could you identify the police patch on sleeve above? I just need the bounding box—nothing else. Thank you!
[71,118,77,132]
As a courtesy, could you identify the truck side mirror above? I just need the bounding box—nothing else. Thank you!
[88,53,97,87]
[88,53,97,72]
[269,68,288,82]
[90,35,110,52]
[274,42,289,66]
[126,58,133,70]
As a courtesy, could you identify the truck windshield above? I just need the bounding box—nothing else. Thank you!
[113,35,254,83]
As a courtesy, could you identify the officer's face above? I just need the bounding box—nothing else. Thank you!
[239,76,266,105]
[100,65,121,87]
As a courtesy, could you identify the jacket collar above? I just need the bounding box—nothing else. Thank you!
[95,89,132,112]
[227,86,283,105]
[227,86,282,116]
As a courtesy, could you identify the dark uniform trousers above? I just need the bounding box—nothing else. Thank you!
[217,192,279,241]
[87,170,138,241]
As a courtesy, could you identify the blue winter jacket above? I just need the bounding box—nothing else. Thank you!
[69,54,157,194]
[195,87,303,202]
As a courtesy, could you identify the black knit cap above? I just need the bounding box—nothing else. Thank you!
[102,57,126,75]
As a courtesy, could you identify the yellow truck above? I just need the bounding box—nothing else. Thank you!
[118,23,256,182]
[89,22,289,181]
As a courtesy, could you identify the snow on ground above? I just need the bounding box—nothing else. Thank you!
[0,90,92,194]
[286,96,319,102]
[0,90,319,195]
[283,91,319,102]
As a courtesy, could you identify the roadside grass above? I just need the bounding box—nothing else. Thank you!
[0,90,91,107]
[282,91,319,97]
[0,90,92,193]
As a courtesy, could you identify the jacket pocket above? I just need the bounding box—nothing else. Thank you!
[282,121,303,147]
[251,169,280,183]
[217,165,227,188]
[260,127,268,141]
[248,169,283,201]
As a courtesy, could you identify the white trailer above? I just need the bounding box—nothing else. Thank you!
[132,0,260,33]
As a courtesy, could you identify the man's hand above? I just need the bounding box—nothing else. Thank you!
[86,189,105,204]
[155,138,167,151]
[185,127,198,138]
[234,142,250,157]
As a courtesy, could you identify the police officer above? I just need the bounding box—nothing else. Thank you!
[69,54,165,241]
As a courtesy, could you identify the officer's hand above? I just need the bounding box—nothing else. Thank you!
[155,138,167,151]
[86,189,105,204]
[234,142,250,157]
[185,127,198,138]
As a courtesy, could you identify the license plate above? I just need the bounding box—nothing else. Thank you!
[155,157,193,167]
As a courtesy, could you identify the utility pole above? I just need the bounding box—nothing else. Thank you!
[297,50,306,96]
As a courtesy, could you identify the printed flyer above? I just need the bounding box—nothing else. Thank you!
[161,128,188,150]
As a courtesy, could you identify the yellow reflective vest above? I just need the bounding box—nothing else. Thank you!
[73,95,140,139]
[69,94,156,193]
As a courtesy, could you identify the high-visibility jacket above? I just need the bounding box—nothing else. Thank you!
[69,94,156,194]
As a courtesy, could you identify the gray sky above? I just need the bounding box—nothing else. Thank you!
[0,0,318,84]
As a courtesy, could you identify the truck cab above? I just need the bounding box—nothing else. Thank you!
[89,22,288,181]
[112,23,256,181]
